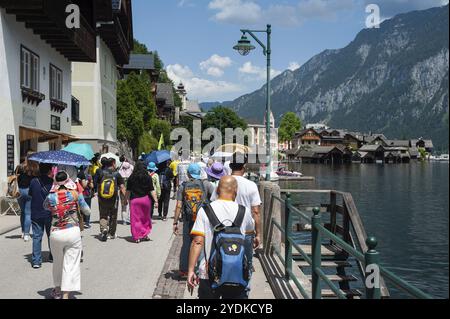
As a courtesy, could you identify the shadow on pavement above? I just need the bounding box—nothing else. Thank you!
[5,235,22,240]
[164,270,185,282]
[24,251,52,264]
[37,288,82,299]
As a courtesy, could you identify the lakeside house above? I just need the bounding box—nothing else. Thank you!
[286,126,434,164]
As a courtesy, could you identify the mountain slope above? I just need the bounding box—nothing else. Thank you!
[229,5,449,151]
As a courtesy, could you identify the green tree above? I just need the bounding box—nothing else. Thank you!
[117,81,144,155]
[150,119,172,148]
[132,39,150,54]
[202,107,248,145]
[125,72,156,131]
[278,112,302,143]
[138,132,159,155]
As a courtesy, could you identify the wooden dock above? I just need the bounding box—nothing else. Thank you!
[276,176,315,182]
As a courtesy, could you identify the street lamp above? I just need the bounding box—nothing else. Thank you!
[233,24,272,181]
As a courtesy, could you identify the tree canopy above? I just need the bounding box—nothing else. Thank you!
[202,107,248,145]
[132,39,150,54]
[278,112,302,143]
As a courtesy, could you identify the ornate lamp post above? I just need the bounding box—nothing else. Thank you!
[233,24,272,181]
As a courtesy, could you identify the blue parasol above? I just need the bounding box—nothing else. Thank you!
[144,150,171,165]
[28,150,91,167]
[63,143,95,160]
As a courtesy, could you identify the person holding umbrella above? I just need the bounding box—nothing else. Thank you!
[27,150,92,268]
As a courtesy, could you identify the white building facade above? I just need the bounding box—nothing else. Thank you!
[71,0,133,154]
[0,2,96,190]
[71,38,119,153]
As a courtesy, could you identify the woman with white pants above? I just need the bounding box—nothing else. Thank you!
[44,171,91,299]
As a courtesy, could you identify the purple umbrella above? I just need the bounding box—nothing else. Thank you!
[28,150,91,167]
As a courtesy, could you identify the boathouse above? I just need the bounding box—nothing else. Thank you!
[358,145,385,163]
[298,146,352,164]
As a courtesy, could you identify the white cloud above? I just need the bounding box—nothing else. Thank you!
[208,0,263,24]
[238,61,281,81]
[288,62,301,71]
[199,54,233,77]
[208,0,355,26]
[167,63,242,101]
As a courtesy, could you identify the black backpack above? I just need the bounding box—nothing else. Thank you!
[159,168,172,191]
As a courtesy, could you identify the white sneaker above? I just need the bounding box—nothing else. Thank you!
[23,235,31,242]
[107,235,117,240]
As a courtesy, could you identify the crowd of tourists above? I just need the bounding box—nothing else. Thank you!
[12,150,261,300]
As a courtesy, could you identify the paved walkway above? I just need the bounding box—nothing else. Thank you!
[0,198,274,299]
[0,198,175,299]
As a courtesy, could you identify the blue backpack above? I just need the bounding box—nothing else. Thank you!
[204,204,250,293]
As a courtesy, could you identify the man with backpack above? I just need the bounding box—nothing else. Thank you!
[211,153,262,276]
[187,176,255,299]
[173,163,215,278]
[94,158,126,242]
[157,161,174,221]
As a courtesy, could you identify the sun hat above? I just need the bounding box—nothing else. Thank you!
[119,161,134,178]
[207,162,226,180]
[147,162,158,172]
[50,171,77,193]
[187,163,202,180]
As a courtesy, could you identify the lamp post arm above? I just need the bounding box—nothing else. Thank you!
[241,29,267,55]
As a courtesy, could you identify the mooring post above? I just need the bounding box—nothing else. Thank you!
[365,236,381,299]
[311,207,322,299]
[284,193,293,280]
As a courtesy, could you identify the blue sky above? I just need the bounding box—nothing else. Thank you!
[132,0,448,102]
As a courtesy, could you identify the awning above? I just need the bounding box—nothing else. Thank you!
[20,127,59,143]
[20,127,79,144]
[56,133,79,144]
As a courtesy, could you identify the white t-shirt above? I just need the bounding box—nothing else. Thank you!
[211,176,262,209]
[191,200,255,279]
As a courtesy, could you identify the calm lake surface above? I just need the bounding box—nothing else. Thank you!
[283,162,449,299]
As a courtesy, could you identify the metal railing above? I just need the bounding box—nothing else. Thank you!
[265,192,433,299]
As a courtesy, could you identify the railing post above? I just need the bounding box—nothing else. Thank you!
[284,193,293,280]
[365,236,381,299]
[311,207,322,299]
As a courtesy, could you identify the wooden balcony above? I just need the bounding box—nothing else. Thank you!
[97,15,131,65]
[0,0,96,62]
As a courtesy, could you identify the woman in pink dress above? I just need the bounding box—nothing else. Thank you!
[125,162,158,243]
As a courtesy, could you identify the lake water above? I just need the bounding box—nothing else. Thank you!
[282,162,449,299]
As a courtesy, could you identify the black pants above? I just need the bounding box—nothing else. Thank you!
[198,280,249,299]
[158,188,171,218]
[99,199,118,236]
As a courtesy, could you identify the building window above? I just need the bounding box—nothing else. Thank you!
[71,96,82,125]
[51,115,61,131]
[21,46,39,91]
[50,64,63,101]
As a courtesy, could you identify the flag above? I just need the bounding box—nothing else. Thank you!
[158,133,164,150]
